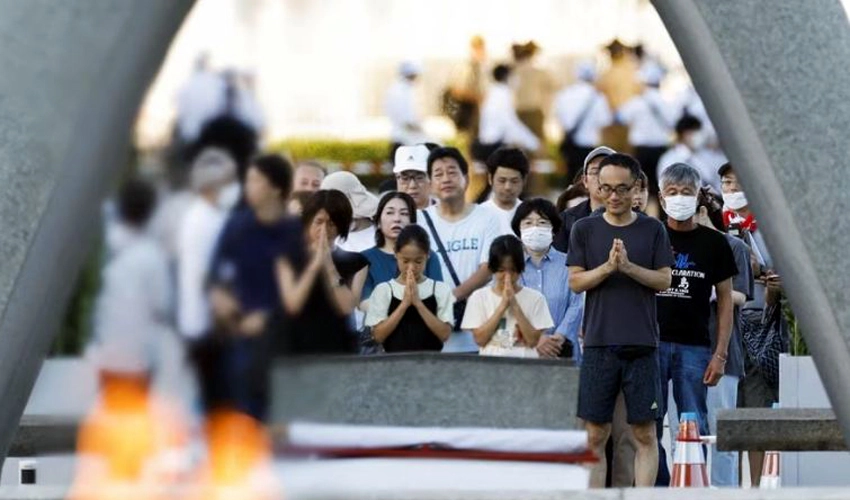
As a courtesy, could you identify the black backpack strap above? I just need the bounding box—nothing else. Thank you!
[568,93,598,137]
[645,95,671,131]
[421,210,462,288]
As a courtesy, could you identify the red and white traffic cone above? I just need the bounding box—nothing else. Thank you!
[760,450,781,489]
[670,412,709,488]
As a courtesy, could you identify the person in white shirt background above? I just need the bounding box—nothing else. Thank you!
[320,171,379,253]
[476,147,529,235]
[617,61,677,201]
[554,60,613,182]
[474,64,540,163]
[393,144,434,211]
[657,115,722,192]
[91,179,183,397]
[418,147,502,352]
[176,148,239,341]
[175,53,226,146]
[385,61,427,160]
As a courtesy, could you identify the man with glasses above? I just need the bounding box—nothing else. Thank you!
[553,146,615,253]
[568,153,673,488]
[394,144,433,210]
[654,162,737,485]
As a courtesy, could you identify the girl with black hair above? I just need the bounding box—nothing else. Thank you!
[275,190,368,354]
[461,235,553,357]
[364,225,453,352]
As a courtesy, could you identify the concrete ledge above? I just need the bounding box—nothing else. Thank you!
[8,416,78,457]
[717,408,845,451]
[270,354,580,429]
[6,486,850,500]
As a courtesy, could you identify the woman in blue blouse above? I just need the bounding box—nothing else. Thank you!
[511,198,584,361]
[360,192,442,310]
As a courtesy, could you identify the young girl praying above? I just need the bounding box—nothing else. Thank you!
[364,225,454,352]
[462,235,554,358]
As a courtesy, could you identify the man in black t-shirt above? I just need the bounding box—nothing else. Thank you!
[568,153,673,487]
[654,163,737,486]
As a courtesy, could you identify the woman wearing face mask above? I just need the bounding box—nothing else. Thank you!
[360,192,442,311]
[364,225,454,352]
[510,198,584,361]
[461,235,554,358]
[275,190,368,354]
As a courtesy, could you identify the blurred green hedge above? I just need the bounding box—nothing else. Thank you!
[267,138,568,190]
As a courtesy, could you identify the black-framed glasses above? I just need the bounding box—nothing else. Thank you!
[396,173,427,185]
[598,183,636,197]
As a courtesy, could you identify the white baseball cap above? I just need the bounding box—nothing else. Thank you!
[393,145,430,175]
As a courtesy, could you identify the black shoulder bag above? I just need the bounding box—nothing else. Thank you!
[422,210,466,331]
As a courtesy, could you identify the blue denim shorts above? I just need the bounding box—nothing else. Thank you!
[578,346,661,424]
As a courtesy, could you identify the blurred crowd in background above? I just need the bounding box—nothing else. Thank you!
[69,34,789,492]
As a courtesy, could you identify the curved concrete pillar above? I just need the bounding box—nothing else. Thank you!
[0,0,194,461]
[653,0,850,446]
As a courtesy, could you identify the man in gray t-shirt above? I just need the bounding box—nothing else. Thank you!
[567,153,673,488]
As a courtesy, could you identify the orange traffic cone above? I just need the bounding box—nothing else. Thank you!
[670,412,709,488]
[760,450,781,489]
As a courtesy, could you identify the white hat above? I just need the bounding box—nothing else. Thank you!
[190,147,236,191]
[320,171,379,219]
[393,145,430,174]
[399,61,421,78]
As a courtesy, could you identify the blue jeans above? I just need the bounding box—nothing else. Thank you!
[655,341,711,486]
[708,375,740,487]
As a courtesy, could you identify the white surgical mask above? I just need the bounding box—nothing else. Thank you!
[663,195,698,221]
[722,191,748,211]
[520,227,553,252]
[216,182,241,211]
[685,130,708,150]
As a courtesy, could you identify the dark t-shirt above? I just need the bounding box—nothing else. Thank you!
[209,208,303,312]
[283,248,368,354]
[553,200,593,253]
[657,225,738,347]
[567,213,674,347]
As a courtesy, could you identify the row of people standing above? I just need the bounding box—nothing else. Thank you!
[168,144,584,420]
[557,146,779,489]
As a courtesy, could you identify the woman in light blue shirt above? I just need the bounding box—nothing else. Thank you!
[511,198,584,361]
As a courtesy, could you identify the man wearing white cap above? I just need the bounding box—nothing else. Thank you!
[385,61,426,160]
[177,148,239,340]
[617,62,677,199]
[554,61,613,182]
[321,171,379,253]
[394,144,433,210]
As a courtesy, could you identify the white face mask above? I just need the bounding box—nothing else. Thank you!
[663,195,698,221]
[685,130,708,150]
[216,182,241,211]
[520,226,553,252]
[722,191,748,210]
